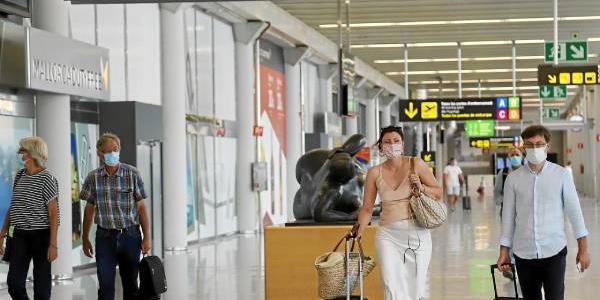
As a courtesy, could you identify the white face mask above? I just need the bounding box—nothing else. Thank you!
[381,143,403,160]
[526,147,547,165]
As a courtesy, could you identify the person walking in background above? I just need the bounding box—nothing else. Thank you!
[443,157,464,211]
[354,126,442,300]
[80,133,151,300]
[0,137,59,300]
[497,125,590,300]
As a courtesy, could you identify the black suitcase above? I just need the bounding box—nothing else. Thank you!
[462,184,471,210]
[491,264,523,300]
[139,255,168,299]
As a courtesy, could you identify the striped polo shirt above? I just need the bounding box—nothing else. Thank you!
[10,168,60,230]
[79,163,146,229]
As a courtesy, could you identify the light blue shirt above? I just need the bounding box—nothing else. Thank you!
[500,161,588,259]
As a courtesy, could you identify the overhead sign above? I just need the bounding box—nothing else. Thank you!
[28,26,110,100]
[544,40,587,62]
[398,96,521,122]
[469,136,521,149]
[465,120,494,137]
[539,85,567,99]
[421,151,436,163]
[538,64,599,85]
[543,107,561,119]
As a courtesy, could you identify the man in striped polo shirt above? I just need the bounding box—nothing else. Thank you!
[80,133,151,300]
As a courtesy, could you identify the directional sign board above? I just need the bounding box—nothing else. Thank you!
[545,41,587,62]
[465,120,495,137]
[543,107,561,119]
[538,64,599,85]
[398,97,521,122]
[469,136,522,149]
[539,85,568,99]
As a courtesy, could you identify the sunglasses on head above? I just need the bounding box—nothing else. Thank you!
[380,125,403,132]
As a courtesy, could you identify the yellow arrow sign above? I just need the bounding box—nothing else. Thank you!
[404,102,418,119]
[423,154,432,162]
[548,74,557,84]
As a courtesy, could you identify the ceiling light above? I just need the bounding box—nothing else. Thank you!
[354,38,600,49]
[495,125,512,130]
[408,78,539,84]
[320,16,600,29]
[388,68,537,76]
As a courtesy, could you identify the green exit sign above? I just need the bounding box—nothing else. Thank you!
[465,120,495,137]
[543,107,561,119]
[545,40,588,62]
[539,85,568,99]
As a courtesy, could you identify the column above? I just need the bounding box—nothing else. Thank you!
[414,89,428,156]
[32,0,72,279]
[366,97,378,144]
[344,116,358,135]
[233,22,267,232]
[160,6,187,250]
[284,59,302,220]
[380,104,391,127]
[317,64,336,114]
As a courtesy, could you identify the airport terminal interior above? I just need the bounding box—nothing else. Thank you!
[1,0,600,299]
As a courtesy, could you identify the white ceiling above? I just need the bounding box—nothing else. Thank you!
[275,0,600,108]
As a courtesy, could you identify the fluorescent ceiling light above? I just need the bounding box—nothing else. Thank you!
[426,86,578,92]
[353,38,600,49]
[409,78,539,84]
[495,125,512,131]
[387,68,537,75]
[320,16,600,28]
[375,56,551,64]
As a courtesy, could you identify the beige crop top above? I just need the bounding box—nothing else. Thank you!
[376,165,414,225]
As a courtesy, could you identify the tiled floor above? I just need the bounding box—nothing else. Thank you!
[1,193,599,299]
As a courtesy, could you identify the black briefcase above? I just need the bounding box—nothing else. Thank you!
[139,255,167,299]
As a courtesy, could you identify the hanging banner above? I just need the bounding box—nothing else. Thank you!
[398,97,521,122]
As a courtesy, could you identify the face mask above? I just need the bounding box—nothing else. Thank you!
[103,151,120,167]
[381,143,403,160]
[17,153,26,167]
[526,147,546,165]
[510,156,522,167]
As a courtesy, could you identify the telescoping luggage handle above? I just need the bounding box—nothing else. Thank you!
[330,225,365,300]
[490,264,520,300]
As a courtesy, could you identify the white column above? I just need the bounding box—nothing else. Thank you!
[32,0,72,279]
[233,22,266,232]
[344,116,358,135]
[160,6,187,250]
[317,65,335,114]
[380,104,391,127]
[285,62,302,220]
[366,98,378,145]
[162,252,189,299]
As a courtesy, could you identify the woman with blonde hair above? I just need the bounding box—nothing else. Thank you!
[0,136,60,300]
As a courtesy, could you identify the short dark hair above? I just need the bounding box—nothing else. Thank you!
[521,125,551,143]
[375,126,404,151]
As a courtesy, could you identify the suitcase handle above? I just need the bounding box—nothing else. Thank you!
[490,264,519,299]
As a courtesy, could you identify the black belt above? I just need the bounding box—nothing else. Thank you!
[97,225,139,235]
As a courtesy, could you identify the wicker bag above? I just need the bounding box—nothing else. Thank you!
[314,233,376,299]
[408,157,448,229]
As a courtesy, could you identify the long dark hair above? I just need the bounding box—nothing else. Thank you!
[375,126,404,151]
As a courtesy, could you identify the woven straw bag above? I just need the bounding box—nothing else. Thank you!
[314,233,376,299]
[408,157,448,229]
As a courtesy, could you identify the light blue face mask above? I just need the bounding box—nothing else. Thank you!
[17,153,25,168]
[103,151,120,167]
[510,156,522,167]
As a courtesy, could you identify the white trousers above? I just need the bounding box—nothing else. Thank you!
[376,220,432,300]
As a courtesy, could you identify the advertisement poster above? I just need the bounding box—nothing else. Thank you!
[259,39,287,223]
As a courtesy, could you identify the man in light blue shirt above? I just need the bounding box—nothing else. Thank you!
[497,125,590,300]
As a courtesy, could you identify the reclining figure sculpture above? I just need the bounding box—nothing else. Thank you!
[293,134,368,222]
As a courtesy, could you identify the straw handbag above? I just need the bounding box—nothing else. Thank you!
[409,157,448,229]
[314,232,376,299]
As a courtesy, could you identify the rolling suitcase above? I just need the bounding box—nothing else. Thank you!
[462,183,471,211]
[490,264,523,300]
[139,254,168,300]
[338,235,367,300]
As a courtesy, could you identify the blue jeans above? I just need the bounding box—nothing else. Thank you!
[95,226,141,300]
